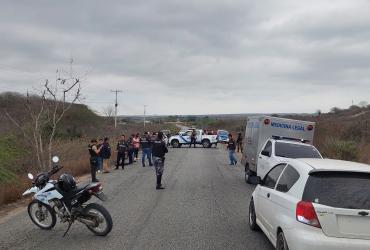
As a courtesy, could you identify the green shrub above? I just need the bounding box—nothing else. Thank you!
[0,135,22,183]
[322,139,358,161]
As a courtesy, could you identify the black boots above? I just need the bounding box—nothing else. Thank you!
[156,175,164,190]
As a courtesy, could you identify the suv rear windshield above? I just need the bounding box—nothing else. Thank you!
[275,142,321,158]
[303,172,370,209]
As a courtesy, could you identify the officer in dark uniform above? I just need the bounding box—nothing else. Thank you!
[88,139,103,182]
[189,129,197,148]
[116,134,128,170]
[152,132,168,190]
[127,135,135,164]
[140,132,153,167]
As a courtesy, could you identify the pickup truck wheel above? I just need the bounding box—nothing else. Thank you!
[202,140,210,148]
[245,164,254,184]
[171,140,180,148]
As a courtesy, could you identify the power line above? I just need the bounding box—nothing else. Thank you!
[111,90,123,128]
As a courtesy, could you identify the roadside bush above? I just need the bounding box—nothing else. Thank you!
[322,138,358,161]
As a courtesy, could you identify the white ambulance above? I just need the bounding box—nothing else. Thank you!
[241,116,322,183]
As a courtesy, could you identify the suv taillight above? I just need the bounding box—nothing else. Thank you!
[296,201,321,228]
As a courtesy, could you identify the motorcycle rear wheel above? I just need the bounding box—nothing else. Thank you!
[83,203,113,236]
[27,200,56,230]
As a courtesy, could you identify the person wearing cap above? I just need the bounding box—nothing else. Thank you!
[152,132,168,190]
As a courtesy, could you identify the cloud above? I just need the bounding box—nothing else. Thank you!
[0,0,369,115]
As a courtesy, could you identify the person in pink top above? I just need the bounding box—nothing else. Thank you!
[133,133,140,161]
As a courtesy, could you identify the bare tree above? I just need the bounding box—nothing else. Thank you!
[5,66,82,170]
[102,105,115,118]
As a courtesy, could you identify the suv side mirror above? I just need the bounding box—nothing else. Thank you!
[261,150,270,157]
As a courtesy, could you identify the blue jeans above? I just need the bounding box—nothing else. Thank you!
[142,148,153,166]
[228,150,237,165]
[97,157,103,171]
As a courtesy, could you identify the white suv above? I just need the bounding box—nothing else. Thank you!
[249,158,370,250]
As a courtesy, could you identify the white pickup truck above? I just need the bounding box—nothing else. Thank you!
[169,129,218,148]
[241,116,322,183]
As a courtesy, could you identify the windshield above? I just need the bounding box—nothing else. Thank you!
[303,172,370,209]
[275,142,321,158]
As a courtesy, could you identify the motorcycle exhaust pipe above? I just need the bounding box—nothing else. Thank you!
[76,217,97,227]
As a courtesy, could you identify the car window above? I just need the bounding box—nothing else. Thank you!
[185,131,192,136]
[276,165,300,192]
[275,142,321,158]
[303,172,370,209]
[262,141,272,156]
[263,164,286,189]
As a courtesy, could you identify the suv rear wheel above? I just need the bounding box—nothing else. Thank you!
[248,199,259,231]
[276,231,289,250]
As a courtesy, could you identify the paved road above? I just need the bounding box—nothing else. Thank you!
[0,147,273,250]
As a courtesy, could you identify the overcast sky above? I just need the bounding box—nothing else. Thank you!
[1,0,369,115]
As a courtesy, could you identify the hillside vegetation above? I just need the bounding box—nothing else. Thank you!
[0,92,177,205]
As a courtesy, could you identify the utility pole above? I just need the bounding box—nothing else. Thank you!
[111,90,123,128]
[144,105,147,129]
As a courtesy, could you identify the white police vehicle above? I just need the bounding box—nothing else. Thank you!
[169,129,218,148]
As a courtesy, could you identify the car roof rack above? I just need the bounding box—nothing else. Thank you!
[272,135,310,143]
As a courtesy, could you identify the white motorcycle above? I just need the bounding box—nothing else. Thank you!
[23,156,113,237]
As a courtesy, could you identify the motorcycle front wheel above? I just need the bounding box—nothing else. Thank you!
[83,203,113,236]
[27,200,56,230]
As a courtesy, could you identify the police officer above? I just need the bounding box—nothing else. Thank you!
[152,132,168,190]
[227,134,237,165]
[140,132,153,167]
[116,134,128,170]
[88,139,103,182]
[101,137,111,173]
[189,129,197,148]
[127,134,135,164]
[236,132,243,153]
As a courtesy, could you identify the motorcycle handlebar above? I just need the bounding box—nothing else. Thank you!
[48,165,63,177]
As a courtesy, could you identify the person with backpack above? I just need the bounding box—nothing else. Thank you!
[152,132,168,190]
[116,134,128,170]
[101,137,111,173]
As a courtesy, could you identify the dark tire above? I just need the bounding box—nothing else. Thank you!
[245,164,252,184]
[171,140,180,148]
[202,140,210,148]
[27,200,56,230]
[276,231,289,250]
[83,203,113,236]
[249,199,259,231]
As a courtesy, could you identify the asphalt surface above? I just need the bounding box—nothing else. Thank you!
[0,146,273,250]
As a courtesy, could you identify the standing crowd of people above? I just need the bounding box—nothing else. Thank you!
[88,131,168,190]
